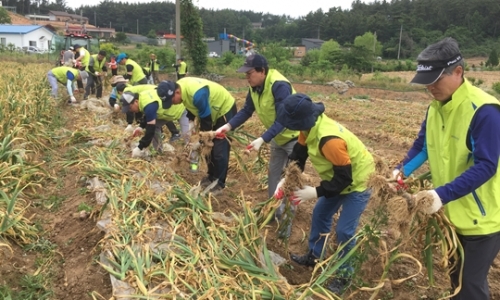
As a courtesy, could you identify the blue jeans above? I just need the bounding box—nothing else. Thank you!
[309,190,371,273]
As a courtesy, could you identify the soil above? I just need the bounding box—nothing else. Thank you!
[2,72,500,299]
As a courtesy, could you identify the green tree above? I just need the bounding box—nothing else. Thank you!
[181,0,207,75]
[486,49,499,67]
[115,32,128,44]
[0,7,12,24]
[147,29,157,39]
[319,39,341,63]
[354,32,383,56]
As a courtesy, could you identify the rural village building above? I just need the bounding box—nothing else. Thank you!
[0,24,55,51]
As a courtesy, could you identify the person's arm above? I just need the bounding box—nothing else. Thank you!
[124,64,134,79]
[435,105,500,204]
[261,81,293,142]
[76,49,85,61]
[287,132,309,171]
[102,63,108,72]
[192,86,212,131]
[228,91,255,129]
[109,87,118,107]
[314,136,353,198]
[138,102,159,150]
[398,108,430,176]
[66,71,75,96]
[88,56,96,74]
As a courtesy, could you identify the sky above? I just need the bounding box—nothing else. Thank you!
[66,0,367,19]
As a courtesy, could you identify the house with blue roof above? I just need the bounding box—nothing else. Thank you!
[0,25,56,52]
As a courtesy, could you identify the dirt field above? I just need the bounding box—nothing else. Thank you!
[1,71,500,299]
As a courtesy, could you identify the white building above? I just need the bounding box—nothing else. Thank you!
[0,25,56,51]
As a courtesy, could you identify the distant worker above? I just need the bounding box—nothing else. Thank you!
[73,44,90,71]
[107,55,118,76]
[116,53,148,85]
[173,58,188,80]
[147,53,160,84]
[47,66,88,103]
[108,75,129,112]
[84,50,107,100]
[62,46,75,67]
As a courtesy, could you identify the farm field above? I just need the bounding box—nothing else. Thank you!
[1,62,500,300]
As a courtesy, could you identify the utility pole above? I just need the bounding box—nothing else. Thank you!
[175,0,181,60]
[137,19,139,35]
[397,24,403,60]
[109,21,111,28]
[372,31,377,73]
[170,20,173,34]
[94,11,96,27]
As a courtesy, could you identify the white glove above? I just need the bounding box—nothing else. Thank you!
[131,147,144,158]
[190,141,201,151]
[247,137,265,151]
[392,169,402,181]
[132,127,143,137]
[113,103,120,112]
[415,190,442,214]
[70,96,77,103]
[72,59,76,64]
[274,178,285,200]
[291,186,317,205]
[125,124,134,133]
[95,72,100,76]
[215,123,231,136]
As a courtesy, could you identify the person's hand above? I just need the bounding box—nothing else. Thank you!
[131,147,144,158]
[291,186,317,205]
[414,190,442,214]
[190,141,201,151]
[70,96,77,103]
[113,104,120,112]
[125,124,134,133]
[95,72,100,76]
[274,178,285,200]
[215,124,231,139]
[132,127,143,137]
[392,169,403,181]
[72,59,76,64]
[247,137,264,151]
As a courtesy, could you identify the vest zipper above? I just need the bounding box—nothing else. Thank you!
[472,190,486,216]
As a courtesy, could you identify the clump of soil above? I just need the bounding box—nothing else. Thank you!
[282,162,305,197]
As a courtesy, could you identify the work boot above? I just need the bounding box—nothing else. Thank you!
[200,177,212,189]
[326,278,350,295]
[290,250,317,267]
[210,184,224,196]
[169,134,181,143]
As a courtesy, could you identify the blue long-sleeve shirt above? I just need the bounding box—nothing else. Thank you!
[66,71,75,96]
[228,81,292,142]
[400,104,500,204]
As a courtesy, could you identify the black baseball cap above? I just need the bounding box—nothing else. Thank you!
[237,54,268,73]
[410,53,463,85]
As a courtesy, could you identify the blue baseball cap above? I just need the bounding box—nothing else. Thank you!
[276,93,325,130]
[116,53,128,63]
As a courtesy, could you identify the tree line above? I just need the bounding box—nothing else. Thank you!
[3,0,499,58]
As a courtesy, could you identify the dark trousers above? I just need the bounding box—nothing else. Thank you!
[205,103,237,188]
[134,77,148,85]
[111,69,117,76]
[85,75,102,98]
[177,73,186,81]
[77,78,83,89]
[450,231,500,300]
[126,111,177,135]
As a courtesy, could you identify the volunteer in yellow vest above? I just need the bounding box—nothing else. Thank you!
[73,44,90,70]
[393,37,500,300]
[108,75,129,112]
[84,50,107,100]
[47,66,88,103]
[275,93,374,295]
[147,53,160,84]
[173,58,187,80]
[120,90,190,157]
[115,53,147,85]
[215,54,299,236]
[116,83,182,141]
[157,79,237,194]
